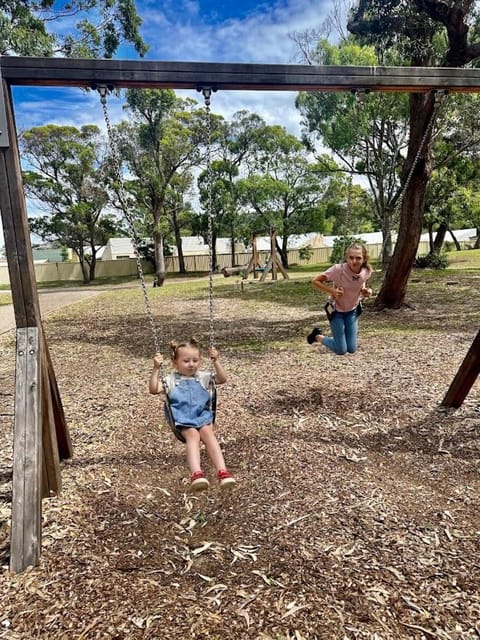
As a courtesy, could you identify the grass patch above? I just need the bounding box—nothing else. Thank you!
[0,293,12,306]
[446,247,480,269]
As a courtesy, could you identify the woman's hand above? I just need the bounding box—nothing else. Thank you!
[333,286,344,299]
[361,286,372,297]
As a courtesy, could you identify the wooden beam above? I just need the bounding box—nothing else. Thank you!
[3,56,480,93]
[10,327,42,572]
[441,330,480,408]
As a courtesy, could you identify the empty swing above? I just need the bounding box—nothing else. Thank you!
[97,84,218,443]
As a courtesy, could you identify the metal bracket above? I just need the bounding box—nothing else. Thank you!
[0,63,10,148]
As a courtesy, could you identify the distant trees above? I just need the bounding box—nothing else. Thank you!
[296,40,410,266]
[348,0,480,308]
[21,124,119,284]
[115,89,213,285]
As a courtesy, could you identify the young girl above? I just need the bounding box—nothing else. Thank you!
[149,338,236,492]
[307,242,373,355]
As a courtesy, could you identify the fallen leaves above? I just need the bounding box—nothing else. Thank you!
[0,280,479,639]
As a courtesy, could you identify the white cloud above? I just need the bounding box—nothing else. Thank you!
[2,0,339,246]
[142,0,335,64]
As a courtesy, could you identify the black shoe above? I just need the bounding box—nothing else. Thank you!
[307,327,323,345]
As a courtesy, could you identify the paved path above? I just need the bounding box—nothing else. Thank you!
[0,287,107,335]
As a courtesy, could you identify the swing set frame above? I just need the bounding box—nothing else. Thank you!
[1,56,480,573]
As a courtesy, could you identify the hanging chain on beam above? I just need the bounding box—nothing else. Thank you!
[199,86,216,353]
[96,84,161,355]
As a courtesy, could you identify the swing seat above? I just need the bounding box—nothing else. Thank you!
[163,381,217,444]
[163,403,186,443]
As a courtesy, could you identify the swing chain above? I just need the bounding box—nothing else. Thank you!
[396,89,448,210]
[96,85,161,356]
[202,87,215,354]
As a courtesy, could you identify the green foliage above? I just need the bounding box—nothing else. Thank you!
[1,0,147,58]
[415,252,449,270]
[329,235,364,264]
[21,124,119,282]
[298,245,314,261]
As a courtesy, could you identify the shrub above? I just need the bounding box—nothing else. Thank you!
[299,245,314,261]
[414,252,449,269]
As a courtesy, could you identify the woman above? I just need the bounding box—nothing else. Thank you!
[307,243,373,355]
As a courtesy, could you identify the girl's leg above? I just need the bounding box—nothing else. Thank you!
[198,424,227,471]
[182,427,202,474]
[344,310,359,353]
[321,313,348,355]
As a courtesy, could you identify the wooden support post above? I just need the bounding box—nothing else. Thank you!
[10,327,42,572]
[270,228,277,281]
[441,330,480,408]
[260,228,289,282]
[1,76,72,571]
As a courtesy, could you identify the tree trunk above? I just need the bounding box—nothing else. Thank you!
[279,236,288,268]
[80,260,90,284]
[154,230,166,286]
[230,231,235,267]
[380,213,394,267]
[375,92,436,309]
[174,227,186,274]
[433,221,448,252]
[428,223,435,253]
[88,252,97,282]
[474,228,480,249]
[448,228,461,251]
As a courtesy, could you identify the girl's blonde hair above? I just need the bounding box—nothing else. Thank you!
[169,337,200,360]
[345,242,373,273]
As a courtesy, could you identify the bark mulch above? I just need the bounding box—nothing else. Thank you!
[0,277,479,639]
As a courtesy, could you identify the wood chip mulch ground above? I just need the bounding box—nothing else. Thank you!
[0,275,479,639]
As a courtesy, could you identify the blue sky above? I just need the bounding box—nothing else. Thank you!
[11,0,339,135]
[3,0,340,249]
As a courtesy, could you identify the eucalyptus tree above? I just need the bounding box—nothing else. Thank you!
[348,0,480,308]
[117,89,216,284]
[296,39,410,265]
[21,124,116,283]
[196,111,269,268]
[426,92,480,251]
[1,0,147,57]
[237,124,337,268]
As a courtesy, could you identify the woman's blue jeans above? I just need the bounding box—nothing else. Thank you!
[322,309,359,355]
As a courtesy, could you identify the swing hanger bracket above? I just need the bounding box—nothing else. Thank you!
[91,83,115,100]
[196,85,218,106]
[351,87,371,102]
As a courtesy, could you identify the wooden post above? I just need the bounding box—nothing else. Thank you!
[270,228,277,281]
[441,330,480,408]
[10,328,42,572]
[1,76,71,571]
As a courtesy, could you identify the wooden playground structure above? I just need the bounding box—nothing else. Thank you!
[1,56,479,572]
[222,230,289,282]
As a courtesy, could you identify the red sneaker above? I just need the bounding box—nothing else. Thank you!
[190,471,209,492]
[217,469,236,489]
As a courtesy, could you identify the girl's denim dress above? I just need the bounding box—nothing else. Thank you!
[168,373,213,429]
